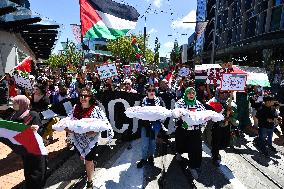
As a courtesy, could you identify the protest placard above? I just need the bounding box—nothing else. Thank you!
[97,64,118,79]
[123,65,131,75]
[178,67,190,76]
[221,73,247,92]
[13,75,33,90]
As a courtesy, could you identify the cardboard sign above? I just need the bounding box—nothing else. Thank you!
[178,67,190,76]
[123,65,132,75]
[206,68,234,85]
[221,74,247,92]
[13,75,33,90]
[97,64,118,79]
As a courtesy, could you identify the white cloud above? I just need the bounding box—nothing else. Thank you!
[164,42,174,49]
[171,10,196,30]
[148,28,158,34]
[153,0,163,8]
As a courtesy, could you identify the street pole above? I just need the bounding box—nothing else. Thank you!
[210,0,219,64]
[143,16,146,58]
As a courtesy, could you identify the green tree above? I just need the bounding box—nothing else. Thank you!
[107,35,154,64]
[154,37,160,64]
[45,41,83,68]
[170,39,181,65]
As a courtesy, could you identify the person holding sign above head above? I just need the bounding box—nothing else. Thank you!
[174,87,205,180]
[137,84,165,168]
[66,88,111,189]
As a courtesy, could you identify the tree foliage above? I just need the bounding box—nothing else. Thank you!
[154,37,160,64]
[170,39,181,65]
[107,35,155,64]
[45,41,83,68]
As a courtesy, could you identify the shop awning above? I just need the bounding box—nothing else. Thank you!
[0,0,61,60]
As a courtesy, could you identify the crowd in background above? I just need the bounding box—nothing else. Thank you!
[0,64,284,188]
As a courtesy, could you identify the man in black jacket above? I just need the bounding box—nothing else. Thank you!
[256,95,278,156]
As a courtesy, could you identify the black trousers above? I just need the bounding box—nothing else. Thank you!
[175,127,202,169]
[22,154,47,189]
[211,123,230,161]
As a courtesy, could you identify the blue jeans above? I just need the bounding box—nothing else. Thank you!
[141,126,158,160]
[259,127,274,149]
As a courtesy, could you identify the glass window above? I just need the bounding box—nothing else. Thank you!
[272,0,284,6]
[270,6,282,31]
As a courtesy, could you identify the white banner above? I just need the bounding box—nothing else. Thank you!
[13,75,33,90]
[97,64,118,79]
[221,74,247,92]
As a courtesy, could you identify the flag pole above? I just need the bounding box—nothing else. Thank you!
[143,16,146,58]
[79,0,85,70]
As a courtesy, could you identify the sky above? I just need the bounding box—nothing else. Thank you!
[29,0,197,58]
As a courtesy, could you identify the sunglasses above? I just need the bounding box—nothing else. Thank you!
[147,89,155,92]
[80,94,91,99]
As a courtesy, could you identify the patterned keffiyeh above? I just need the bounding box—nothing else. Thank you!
[53,105,114,157]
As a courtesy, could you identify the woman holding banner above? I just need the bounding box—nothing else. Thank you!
[175,87,205,180]
[66,88,111,189]
[0,95,46,189]
[137,84,166,168]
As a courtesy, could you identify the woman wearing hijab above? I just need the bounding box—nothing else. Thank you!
[67,88,110,189]
[207,88,238,167]
[175,87,205,180]
[0,95,46,189]
[137,84,166,168]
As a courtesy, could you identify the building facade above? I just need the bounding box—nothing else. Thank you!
[0,0,60,76]
[201,0,284,83]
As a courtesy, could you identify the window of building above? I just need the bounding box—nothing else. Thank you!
[272,0,284,6]
[245,0,253,11]
[258,11,267,34]
[270,6,282,31]
[227,29,232,45]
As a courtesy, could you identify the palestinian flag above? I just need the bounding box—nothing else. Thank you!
[0,120,48,155]
[15,56,32,73]
[80,0,140,39]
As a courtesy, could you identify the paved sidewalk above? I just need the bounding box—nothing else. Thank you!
[0,131,68,189]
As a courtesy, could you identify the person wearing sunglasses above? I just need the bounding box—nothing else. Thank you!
[175,87,205,180]
[137,84,165,168]
[67,88,110,189]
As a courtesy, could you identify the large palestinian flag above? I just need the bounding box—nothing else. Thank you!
[80,0,140,39]
[0,120,48,155]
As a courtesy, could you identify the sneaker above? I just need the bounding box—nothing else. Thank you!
[268,145,277,152]
[189,168,199,180]
[176,153,182,161]
[137,159,146,168]
[148,156,154,166]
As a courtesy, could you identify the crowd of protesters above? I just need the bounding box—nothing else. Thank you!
[0,64,283,188]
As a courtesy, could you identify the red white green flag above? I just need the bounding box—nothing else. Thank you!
[0,120,48,155]
[80,0,140,39]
